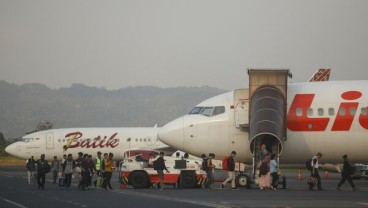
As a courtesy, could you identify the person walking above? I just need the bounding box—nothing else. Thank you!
[62,154,75,188]
[102,153,114,190]
[205,153,216,189]
[155,151,170,190]
[310,152,323,191]
[26,157,36,184]
[51,156,60,184]
[259,154,271,190]
[36,154,50,190]
[221,151,238,190]
[337,154,358,191]
[270,153,279,190]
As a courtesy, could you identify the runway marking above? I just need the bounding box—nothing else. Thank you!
[114,190,236,208]
[0,197,28,208]
[357,202,368,206]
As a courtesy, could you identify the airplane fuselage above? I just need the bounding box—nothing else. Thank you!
[6,127,166,160]
[158,81,368,164]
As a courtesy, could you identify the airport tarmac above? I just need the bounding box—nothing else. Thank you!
[1,166,368,208]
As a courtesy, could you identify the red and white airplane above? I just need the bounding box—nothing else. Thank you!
[158,75,367,166]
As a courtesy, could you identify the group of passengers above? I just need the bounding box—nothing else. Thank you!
[26,151,115,191]
[200,143,358,192]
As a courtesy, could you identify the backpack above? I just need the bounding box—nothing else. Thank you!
[44,162,51,173]
[222,157,228,170]
[305,158,312,170]
[259,162,268,175]
[202,158,208,171]
[153,159,158,170]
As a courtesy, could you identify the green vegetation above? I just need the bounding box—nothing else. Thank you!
[0,155,25,166]
[0,81,226,139]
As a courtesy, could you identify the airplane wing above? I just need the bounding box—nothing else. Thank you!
[308,69,331,82]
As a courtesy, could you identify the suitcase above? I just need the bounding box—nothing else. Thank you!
[59,177,65,187]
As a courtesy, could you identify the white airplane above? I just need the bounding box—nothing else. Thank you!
[158,71,368,170]
[5,127,170,160]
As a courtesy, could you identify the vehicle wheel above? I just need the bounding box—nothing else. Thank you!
[130,171,150,189]
[236,174,249,188]
[180,171,196,189]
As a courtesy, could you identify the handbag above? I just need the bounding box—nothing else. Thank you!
[306,176,317,185]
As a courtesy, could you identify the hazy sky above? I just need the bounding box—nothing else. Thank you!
[1,0,367,90]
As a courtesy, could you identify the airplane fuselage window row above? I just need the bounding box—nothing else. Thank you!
[295,107,367,117]
[189,106,225,117]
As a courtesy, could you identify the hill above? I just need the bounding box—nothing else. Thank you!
[0,81,226,139]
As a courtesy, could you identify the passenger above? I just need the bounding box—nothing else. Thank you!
[148,151,156,168]
[61,154,67,164]
[36,154,50,190]
[26,156,36,184]
[102,153,114,190]
[183,153,189,159]
[259,154,271,190]
[62,154,76,188]
[75,152,84,190]
[175,152,180,158]
[155,151,170,190]
[51,156,60,184]
[270,153,278,190]
[310,152,323,191]
[337,154,358,191]
[205,153,216,189]
[259,144,268,164]
[82,155,93,189]
[221,151,238,190]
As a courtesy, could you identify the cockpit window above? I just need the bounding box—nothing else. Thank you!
[22,138,32,143]
[189,107,204,114]
[213,106,225,116]
[201,107,214,117]
[189,106,225,117]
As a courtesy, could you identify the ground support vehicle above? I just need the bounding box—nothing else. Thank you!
[119,155,207,189]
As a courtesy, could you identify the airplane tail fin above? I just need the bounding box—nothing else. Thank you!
[308,69,331,82]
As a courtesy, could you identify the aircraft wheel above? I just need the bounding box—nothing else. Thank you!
[236,174,249,188]
[130,171,150,189]
[180,171,196,189]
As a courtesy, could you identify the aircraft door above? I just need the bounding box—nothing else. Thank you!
[234,89,249,128]
[46,133,54,149]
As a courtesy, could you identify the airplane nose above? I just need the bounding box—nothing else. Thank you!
[158,117,184,150]
[5,143,18,157]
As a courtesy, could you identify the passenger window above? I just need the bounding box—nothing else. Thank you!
[201,107,214,117]
[318,108,324,116]
[328,108,335,116]
[139,138,142,142]
[213,106,225,116]
[135,139,138,142]
[307,108,313,116]
[350,108,356,116]
[339,108,345,116]
[361,108,367,116]
[144,138,146,142]
[296,108,302,116]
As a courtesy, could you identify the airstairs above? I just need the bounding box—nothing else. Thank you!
[248,69,292,177]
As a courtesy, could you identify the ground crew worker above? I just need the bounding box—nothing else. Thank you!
[337,154,358,191]
[155,151,170,190]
